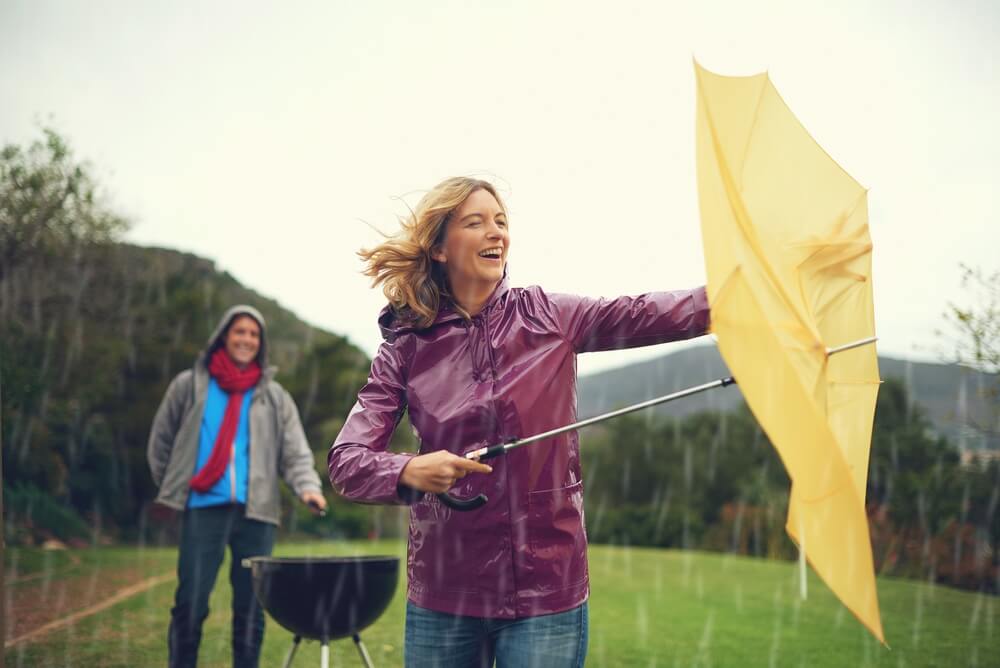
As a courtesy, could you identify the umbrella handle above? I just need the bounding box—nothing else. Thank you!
[436,491,488,511]
[433,442,510,511]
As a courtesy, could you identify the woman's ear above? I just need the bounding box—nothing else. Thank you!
[430,246,447,263]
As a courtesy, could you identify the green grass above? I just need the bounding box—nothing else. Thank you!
[5,541,997,666]
[586,545,997,667]
[5,544,176,582]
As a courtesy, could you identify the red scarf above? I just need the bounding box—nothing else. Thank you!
[189,348,262,493]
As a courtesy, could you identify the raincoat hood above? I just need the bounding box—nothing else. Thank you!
[202,304,270,369]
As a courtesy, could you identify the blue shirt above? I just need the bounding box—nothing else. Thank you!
[188,377,252,508]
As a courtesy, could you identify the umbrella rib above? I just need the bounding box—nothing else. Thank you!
[698,82,822,348]
[813,275,867,323]
[826,336,877,356]
[736,75,770,192]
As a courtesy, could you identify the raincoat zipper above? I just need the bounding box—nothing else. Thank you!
[484,308,498,382]
[481,307,519,611]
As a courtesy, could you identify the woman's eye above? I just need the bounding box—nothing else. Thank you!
[497,220,508,227]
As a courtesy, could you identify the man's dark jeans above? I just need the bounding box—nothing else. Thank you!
[168,505,275,668]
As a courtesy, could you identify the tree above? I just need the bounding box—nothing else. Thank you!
[2,128,133,544]
[0,127,129,279]
[939,265,1000,589]
[942,264,1000,443]
[866,378,962,534]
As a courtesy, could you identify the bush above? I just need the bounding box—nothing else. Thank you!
[3,482,91,545]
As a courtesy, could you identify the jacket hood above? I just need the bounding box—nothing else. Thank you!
[378,273,511,342]
[201,304,270,368]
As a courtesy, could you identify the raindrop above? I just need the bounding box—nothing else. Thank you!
[958,374,969,451]
[622,457,631,499]
[968,590,984,635]
[653,488,672,544]
[635,595,648,646]
[696,611,714,665]
[911,584,924,647]
[683,442,692,492]
[730,500,746,553]
[40,549,54,602]
[622,535,632,580]
[768,613,782,668]
[904,358,916,420]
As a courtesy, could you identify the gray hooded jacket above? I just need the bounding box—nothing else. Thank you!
[147,305,322,525]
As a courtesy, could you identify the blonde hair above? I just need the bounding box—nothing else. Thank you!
[359,177,506,329]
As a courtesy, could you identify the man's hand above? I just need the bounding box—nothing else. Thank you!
[399,451,493,494]
[300,491,328,516]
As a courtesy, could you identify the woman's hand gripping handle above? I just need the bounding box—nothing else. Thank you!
[399,450,494,511]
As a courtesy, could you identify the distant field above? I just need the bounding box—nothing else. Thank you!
[5,541,996,666]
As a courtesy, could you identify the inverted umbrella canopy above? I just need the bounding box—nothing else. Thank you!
[694,62,884,643]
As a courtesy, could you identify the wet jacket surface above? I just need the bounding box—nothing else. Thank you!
[328,278,710,618]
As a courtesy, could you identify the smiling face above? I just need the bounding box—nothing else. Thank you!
[223,315,261,368]
[431,188,509,299]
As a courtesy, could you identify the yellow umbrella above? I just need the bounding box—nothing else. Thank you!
[694,62,884,644]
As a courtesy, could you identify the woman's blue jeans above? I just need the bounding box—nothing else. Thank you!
[404,600,588,668]
[167,504,275,668]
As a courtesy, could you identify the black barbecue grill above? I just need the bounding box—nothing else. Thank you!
[242,555,400,668]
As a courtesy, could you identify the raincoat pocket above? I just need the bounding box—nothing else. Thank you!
[526,480,586,580]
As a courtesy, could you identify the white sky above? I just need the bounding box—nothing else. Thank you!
[2,0,997,375]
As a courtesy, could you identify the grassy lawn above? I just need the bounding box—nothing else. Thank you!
[5,541,997,666]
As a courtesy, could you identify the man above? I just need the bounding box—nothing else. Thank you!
[148,304,326,667]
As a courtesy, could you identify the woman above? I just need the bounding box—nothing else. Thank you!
[327,177,710,667]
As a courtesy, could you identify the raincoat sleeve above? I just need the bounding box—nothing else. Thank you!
[327,340,421,505]
[147,370,192,488]
[276,386,323,497]
[544,286,710,353]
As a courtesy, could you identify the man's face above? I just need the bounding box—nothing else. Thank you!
[224,315,261,367]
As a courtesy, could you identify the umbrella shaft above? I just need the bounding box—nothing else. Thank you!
[466,376,736,460]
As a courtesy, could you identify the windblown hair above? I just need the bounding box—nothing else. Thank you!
[359,177,506,328]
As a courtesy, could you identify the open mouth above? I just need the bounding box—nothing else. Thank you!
[478,248,503,261]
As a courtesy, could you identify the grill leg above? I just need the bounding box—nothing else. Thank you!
[321,641,330,668]
[282,635,302,668]
[353,633,374,668]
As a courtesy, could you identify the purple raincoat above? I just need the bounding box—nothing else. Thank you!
[328,276,710,618]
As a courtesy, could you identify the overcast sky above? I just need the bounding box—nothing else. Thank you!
[2,0,997,376]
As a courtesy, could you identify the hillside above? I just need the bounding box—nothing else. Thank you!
[1,242,373,541]
[578,344,1000,452]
